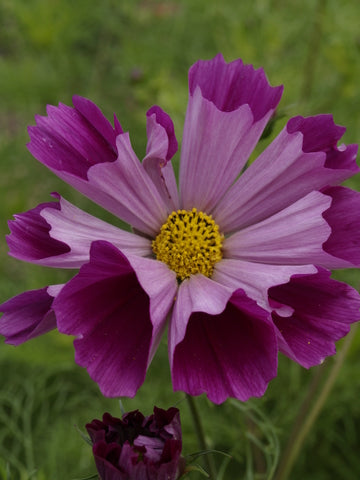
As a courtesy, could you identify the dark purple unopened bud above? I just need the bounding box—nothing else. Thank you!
[86,407,185,480]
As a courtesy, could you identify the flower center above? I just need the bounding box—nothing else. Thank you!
[152,208,223,281]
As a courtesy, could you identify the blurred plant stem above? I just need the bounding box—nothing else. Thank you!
[185,394,217,479]
[274,324,358,480]
[300,0,327,103]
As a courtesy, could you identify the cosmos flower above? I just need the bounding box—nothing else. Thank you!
[86,407,184,480]
[1,54,360,404]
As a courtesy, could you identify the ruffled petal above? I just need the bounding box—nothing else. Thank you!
[171,289,277,404]
[322,186,360,267]
[214,115,358,233]
[188,53,283,118]
[180,54,282,212]
[7,201,70,263]
[286,115,358,173]
[0,285,63,345]
[213,259,316,312]
[92,443,124,480]
[123,254,178,362]
[64,133,169,236]
[54,241,175,397]
[269,268,360,367]
[179,90,254,212]
[223,191,332,265]
[42,194,152,267]
[143,106,180,212]
[28,97,168,236]
[27,95,122,179]
[168,275,233,361]
[7,195,152,269]
[72,95,123,143]
[145,106,178,162]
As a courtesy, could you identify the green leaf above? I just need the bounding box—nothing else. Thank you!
[74,425,93,446]
[183,464,210,478]
[119,399,126,416]
[185,449,232,463]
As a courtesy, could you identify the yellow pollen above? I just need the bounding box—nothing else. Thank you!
[152,208,224,281]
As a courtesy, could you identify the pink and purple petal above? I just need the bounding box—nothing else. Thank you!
[143,106,180,212]
[145,106,178,162]
[269,268,360,367]
[0,285,62,345]
[74,133,169,236]
[28,97,169,235]
[123,254,177,361]
[7,201,70,263]
[286,114,358,173]
[168,274,234,358]
[54,241,174,397]
[171,289,277,404]
[72,95,123,143]
[214,114,358,233]
[180,54,283,213]
[27,95,121,180]
[322,186,360,267]
[188,53,282,119]
[179,91,254,212]
[41,194,152,267]
[7,195,151,269]
[213,259,316,313]
[223,191,332,265]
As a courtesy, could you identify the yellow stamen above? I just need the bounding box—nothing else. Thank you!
[152,208,223,281]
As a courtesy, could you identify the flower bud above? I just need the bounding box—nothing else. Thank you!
[86,406,185,480]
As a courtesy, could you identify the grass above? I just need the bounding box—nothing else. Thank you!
[0,0,359,478]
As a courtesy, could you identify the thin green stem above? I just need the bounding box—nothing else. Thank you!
[274,324,358,480]
[274,362,326,471]
[185,394,217,479]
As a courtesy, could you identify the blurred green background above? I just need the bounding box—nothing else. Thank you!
[0,0,359,479]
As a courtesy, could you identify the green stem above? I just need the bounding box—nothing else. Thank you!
[185,394,217,479]
[274,324,358,480]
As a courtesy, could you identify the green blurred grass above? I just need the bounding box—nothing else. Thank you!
[0,0,360,479]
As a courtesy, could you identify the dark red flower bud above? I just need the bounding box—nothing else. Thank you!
[86,407,185,480]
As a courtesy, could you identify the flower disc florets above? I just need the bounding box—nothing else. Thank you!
[152,208,223,280]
